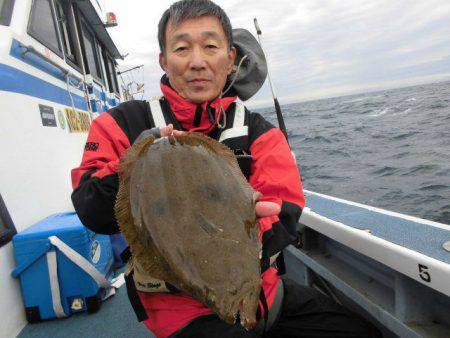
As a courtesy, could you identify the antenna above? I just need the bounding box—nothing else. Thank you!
[117,65,145,100]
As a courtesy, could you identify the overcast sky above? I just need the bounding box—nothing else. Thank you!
[105,0,450,108]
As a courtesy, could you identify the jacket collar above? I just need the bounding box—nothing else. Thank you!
[160,75,237,133]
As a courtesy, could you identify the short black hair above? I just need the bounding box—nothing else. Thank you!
[158,0,233,56]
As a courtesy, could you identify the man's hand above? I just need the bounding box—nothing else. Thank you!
[135,124,185,144]
[160,124,185,137]
[255,201,280,218]
[159,124,173,137]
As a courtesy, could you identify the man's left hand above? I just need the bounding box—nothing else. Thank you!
[255,201,280,218]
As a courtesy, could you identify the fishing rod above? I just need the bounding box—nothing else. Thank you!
[253,18,289,144]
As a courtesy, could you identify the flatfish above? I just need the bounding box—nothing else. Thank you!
[115,132,261,328]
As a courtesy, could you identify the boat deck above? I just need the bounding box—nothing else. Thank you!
[18,283,152,338]
[17,191,450,337]
[304,191,450,264]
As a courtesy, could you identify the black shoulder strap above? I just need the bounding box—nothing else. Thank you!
[259,289,269,333]
[124,270,148,322]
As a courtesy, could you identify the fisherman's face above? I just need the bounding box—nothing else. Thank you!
[160,15,236,103]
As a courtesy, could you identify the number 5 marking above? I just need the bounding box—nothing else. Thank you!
[418,264,431,283]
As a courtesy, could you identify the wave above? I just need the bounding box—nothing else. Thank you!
[434,212,450,225]
[303,135,332,143]
[342,97,367,104]
[260,81,450,224]
[392,108,412,116]
[419,184,448,191]
[371,166,401,177]
[392,151,410,159]
[402,164,439,175]
[369,108,389,117]
[428,103,446,109]
[327,149,350,157]
[391,131,419,140]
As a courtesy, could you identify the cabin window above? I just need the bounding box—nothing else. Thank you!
[0,194,16,248]
[54,0,80,69]
[28,0,63,57]
[103,52,119,95]
[97,43,108,86]
[0,0,15,26]
[80,18,103,82]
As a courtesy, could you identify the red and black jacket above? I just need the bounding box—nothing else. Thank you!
[71,76,305,337]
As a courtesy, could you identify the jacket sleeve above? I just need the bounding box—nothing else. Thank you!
[71,113,131,234]
[248,113,306,266]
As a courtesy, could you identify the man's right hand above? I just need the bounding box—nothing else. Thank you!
[134,124,186,144]
[160,124,174,137]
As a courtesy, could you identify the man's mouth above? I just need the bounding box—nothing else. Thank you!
[188,79,210,84]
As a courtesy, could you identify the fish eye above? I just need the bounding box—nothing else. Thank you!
[152,198,168,216]
[202,185,224,202]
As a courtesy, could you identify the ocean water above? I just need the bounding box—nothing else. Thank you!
[257,81,450,224]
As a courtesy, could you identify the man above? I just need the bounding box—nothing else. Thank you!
[71,0,381,337]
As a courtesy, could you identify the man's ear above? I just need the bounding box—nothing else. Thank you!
[227,46,237,75]
[159,52,168,72]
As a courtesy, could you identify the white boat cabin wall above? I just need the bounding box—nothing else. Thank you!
[0,0,123,336]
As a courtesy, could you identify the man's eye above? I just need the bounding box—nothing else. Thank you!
[206,45,218,49]
[175,46,188,52]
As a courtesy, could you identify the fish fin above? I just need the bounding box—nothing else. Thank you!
[116,135,174,280]
[118,135,155,180]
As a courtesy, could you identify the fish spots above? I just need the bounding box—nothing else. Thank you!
[152,199,168,216]
[117,132,261,328]
[202,185,225,203]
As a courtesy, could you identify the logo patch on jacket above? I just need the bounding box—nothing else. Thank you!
[85,142,99,151]
[137,281,162,289]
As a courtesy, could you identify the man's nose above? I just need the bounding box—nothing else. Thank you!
[189,47,207,70]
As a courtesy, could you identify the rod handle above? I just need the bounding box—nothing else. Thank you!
[274,98,289,144]
[253,18,262,35]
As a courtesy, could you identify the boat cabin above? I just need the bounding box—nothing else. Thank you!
[0,1,123,335]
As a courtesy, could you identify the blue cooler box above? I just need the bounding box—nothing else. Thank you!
[12,212,114,323]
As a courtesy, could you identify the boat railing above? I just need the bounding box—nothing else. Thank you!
[18,41,84,85]
[289,190,450,337]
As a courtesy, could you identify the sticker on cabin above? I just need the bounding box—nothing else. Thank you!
[64,108,91,133]
[57,110,66,130]
[39,104,57,127]
[90,240,101,264]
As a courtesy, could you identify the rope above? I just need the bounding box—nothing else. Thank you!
[217,54,248,129]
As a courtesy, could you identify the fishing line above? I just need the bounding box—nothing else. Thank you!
[217,54,248,129]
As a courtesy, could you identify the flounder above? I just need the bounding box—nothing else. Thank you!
[115,132,261,328]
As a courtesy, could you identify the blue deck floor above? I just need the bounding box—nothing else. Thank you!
[18,283,153,338]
